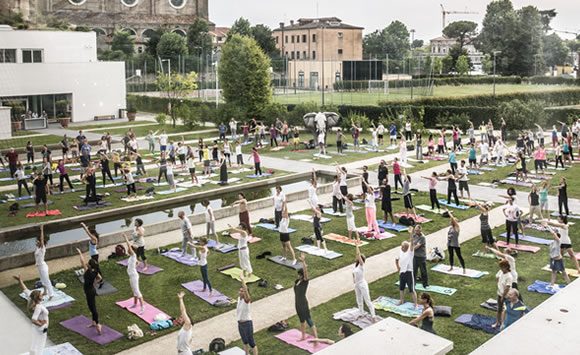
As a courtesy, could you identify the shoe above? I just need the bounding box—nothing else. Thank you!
[292,259,297,265]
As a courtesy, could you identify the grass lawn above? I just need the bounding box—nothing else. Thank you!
[1,191,479,354]
[71,121,158,131]
[273,84,576,106]
[0,135,64,151]
[238,222,579,355]
[89,124,215,138]
[0,164,288,229]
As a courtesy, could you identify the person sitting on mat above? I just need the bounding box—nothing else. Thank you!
[396,239,417,308]
[545,216,580,274]
[123,234,145,315]
[229,223,254,278]
[76,247,102,335]
[176,291,194,354]
[409,293,436,334]
[294,253,318,341]
[446,210,466,274]
[237,276,258,355]
[307,324,353,345]
[502,289,528,329]
[190,238,213,295]
[353,236,376,320]
[279,202,297,264]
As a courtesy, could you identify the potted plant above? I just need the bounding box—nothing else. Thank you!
[127,102,137,122]
[7,101,24,131]
[55,100,70,127]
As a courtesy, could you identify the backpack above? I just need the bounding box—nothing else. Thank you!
[268,321,289,332]
[301,237,314,245]
[399,216,416,226]
[427,247,445,262]
[127,324,143,340]
[9,203,19,212]
[209,338,226,352]
[115,244,127,257]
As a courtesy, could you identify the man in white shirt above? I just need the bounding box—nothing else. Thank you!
[377,123,385,145]
[159,130,168,152]
[230,118,238,140]
[457,160,471,200]
[237,278,258,354]
[178,211,196,258]
[479,141,489,165]
[395,240,417,307]
[273,186,286,228]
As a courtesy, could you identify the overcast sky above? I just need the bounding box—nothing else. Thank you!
[210,0,579,41]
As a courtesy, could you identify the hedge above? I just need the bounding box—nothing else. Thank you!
[544,107,580,125]
[127,94,208,114]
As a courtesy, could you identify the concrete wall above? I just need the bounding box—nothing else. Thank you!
[0,107,12,139]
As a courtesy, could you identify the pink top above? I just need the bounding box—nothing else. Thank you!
[537,149,546,160]
[428,139,434,147]
[428,177,437,189]
[453,130,459,140]
[438,137,444,146]
[393,162,401,175]
[252,151,261,163]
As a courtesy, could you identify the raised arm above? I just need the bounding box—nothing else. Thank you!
[12,275,29,293]
[485,246,506,259]
[355,236,364,264]
[240,276,251,303]
[81,222,98,245]
[39,225,45,248]
[311,168,317,182]
[123,234,134,255]
[177,292,192,329]
[76,248,88,271]
[299,253,309,280]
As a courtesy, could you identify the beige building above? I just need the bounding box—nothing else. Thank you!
[272,17,363,89]
[210,27,229,48]
[430,35,484,72]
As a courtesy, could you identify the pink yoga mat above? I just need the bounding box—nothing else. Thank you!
[60,315,123,345]
[115,299,170,325]
[394,213,432,224]
[182,280,230,305]
[116,259,163,275]
[275,329,330,353]
[496,241,540,253]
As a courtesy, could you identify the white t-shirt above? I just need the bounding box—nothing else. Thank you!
[181,218,193,237]
[15,169,26,180]
[332,181,341,198]
[279,218,289,233]
[496,271,513,296]
[308,185,318,207]
[236,297,251,321]
[159,134,168,146]
[125,171,134,184]
[132,228,145,247]
[398,250,414,273]
[353,264,366,286]
[34,246,46,267]
[32,304,49,332]
[166,164,174,176]
[230,121,237,131]
[364,192,376,209]
[273,192,286,211]
[177,327,193,353]
[127,253,138,277]
[204,206,214,223]
[503,204,520,222]
[186,157,195,169]
[235,145,242,155]
[339,173,347,187]
[505,254,518,281]
[318,132,325,144]
[558,226,571,245]
[458,166,469,181]
[237,233,249,249]
[199,248,208,266]
[405,122,412,132]
[480,143,489,155]
[377,124,385,134]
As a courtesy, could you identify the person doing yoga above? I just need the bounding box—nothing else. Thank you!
[396,238,417,308]
[409,293,436,334]
[229,223,254,278]
[279,202,297,264]
[76,248,102,335]
[123,234,145,314]
[446,211,466,274]
[237,276,258,355]
[294,253,318,341]
[307,324,353,345]
[353,237,376,319]
[176,292,194,355]
[35,225,54,299]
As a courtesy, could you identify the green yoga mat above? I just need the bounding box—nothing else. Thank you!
[395,281,457,296]
[415,205,446,215]
[220,267,261,283]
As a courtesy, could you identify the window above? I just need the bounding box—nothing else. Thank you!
[285,36,288,43]
[296,35,300,43]
[291,51,295,59]
[312,34,317,42]
[168,0,187,9]
[22,49,43,63]
[298,71,304,88]
[0,49,16,63]
[302,34,307,42]
[121,0,138,7]
[68,0,87,5]
[285,51,288,57]
[303,51,307,59]
[275,36,279,44]
[296,51,300,59]
[312,50,316,60]
[338,49,343,55]
[338,32,343,38]
[291,35,295,43]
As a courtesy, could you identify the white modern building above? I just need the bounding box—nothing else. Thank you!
[430,35,484,73]
[0,26,126,126]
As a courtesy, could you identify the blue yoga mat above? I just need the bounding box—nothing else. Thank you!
[455,314,498,334]
[246,173,272,178]
[467,170,483,175]
[498,232,551,246]
[378,220,408,232]
[255,223,297,233]
[527,280,565,295]
[437,199,470,210]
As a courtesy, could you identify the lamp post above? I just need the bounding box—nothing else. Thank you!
[492,51,501,96]
[161,59,171,79]
[320,21,327,106]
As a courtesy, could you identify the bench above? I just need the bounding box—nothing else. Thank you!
[94,115,116,121]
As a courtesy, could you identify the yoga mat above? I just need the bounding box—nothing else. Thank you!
[394,282,457,296]
[267,255,303,270]
[527,280,565,295]
[255,223,297,233]
[177,181,206,188]
[295,245,342,260]
[313,153,332,159]
[121,195,155,202]
[356,227,396,240]
[431,264,489,278]
[219,267,261,283]
[76,275,118,296]
[275,329,330,353]
[480,299,498,311]
[478,182,498,188]
[21,201,54,209]
[323,233,369,246]
[454,314,498,334]
[394,213,432,224]
[541,264,580,278]
[116,259,163,275]
[333,308,382,329]
[377,220,409,232]
[467,170,483,175]
[551,212,580,220]
[26,210,62,218]
[156,187,188,195]
[151,179,184,187]
[114,186,145,193]
[96,183,121,189]
[437,199,470,210]
[504,176,542,184]
[219,347,246,355]
[19,289,75,310]
[246,173,272,178]
[415,205,446,215]
[73,203,112,211]
[522,223,551,232]
[32,342,82,355]
[498,232,552,246]
[496,241,541,253]
[322,208,345,216]
[499,179,533,187]
[212,243,237,254]
[116,298,170,325]
[291,214,331,223]
[60,315,123,345]
[181,280,231,306]
[478,167,496,171]
[161,248,199,266]
[373,296,423,318]
[209,178,241,185]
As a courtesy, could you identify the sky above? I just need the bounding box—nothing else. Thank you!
[210,0,580,41]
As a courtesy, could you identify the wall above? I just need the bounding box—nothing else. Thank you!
[0,107,12,139]
[0,62,126,122]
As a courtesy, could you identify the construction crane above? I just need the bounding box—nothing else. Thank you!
[553,29,580,71]
[440,4,478,30]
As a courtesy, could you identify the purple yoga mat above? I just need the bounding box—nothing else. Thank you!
[116,259,163,275]
[60,315,123,345]
[275,329,330,353]
[48,302,74,311]
[161,249,199,266]
[182,280,230,305]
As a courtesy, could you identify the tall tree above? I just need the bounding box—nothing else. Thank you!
[157,32,189,66]
[363,20,410,71]
[229,17,252,38]
[543,33,569,68]
[156,72,198,127]
[539,9,557,32]
[456,55,470,75]
[219,34,272,114]
[251,24,277,56]
[145,28,166,57]
[477,0,517,74]
[111,30,135,58]
[443,21,478,50]
[186,19,212,55]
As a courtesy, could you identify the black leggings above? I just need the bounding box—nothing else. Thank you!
[447,189,459,206]
[102,169,114,186]
[127,183,136,195]
[270,137,278,147]
[114,163,122,177]
[85,289,99,324]
[429,189,440,209]
[18,180,31,196]
[555,155,564,169]
[158,169,168,184]
[85,183,97,203]
[254,162,262,176]
[450,162,457,175]
[59,174,74,192]
[44,174,53,186]
[559,195,569,215]
[505,220,519,245]
[448,246,465,269]
[394,174,403,190]
[333,196,344,213]
[337,141,343,154]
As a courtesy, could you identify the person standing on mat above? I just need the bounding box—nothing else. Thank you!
[331,176,344,214]
[123,234,145,315]
[492,260,513,329]
[392,158,403,192]
[336,165,348,197]
[379,179,395,224]
[123,167,137,198]
[157,152,169,185]
[83,167,98,206]
[396,239,417,307]
[377,160,388,187]
[422,172,440,211]
[503,197,521,245]
[203,200,220,245]
[545,216,580,274]
[237,276,258,355]
[362,180,380,237]
[76,247,102,335]
[446,211,466,274]
[336,128,345,154]
[99,153,115,187]
[527,185,543,222]
[401,171,418,219]
[439,170,459,206]
[312,206,328,252]
[176,291,194,354]
[409,293,436,334]
[279,202,297,264]
[178,211,196,258]
[131,218,148,272]
[546,226,571,288]
[28,287,49,355]
[218,151,228,185]
[340,193,360,241]
[273,186,286,227]
[5,147,18,178]
[248,147,262,176]
[412,225,428,288]
[457,160,471,201]
[56,160,74,193]
[15,163,31,197]
[308,169,320,209]
[190,240,213,296]
[448,148,457,174]
[353,237,376,319]
[230,223,254,278]
[557,177,569,216]
[486,245,519,297]
[360,166,369,195]
[41,157,53,189]
[473,202,496,255]
[26,141,35,164]
[34,225,54,299]
[81,222,104,287]
[33,172,49,214]
[294,253,318,341]
[233,193,252,235]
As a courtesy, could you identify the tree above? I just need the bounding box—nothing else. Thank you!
[456,55,470,75]
[157,32,189,66]
[186,19,212,55]
[543,33,569,68]
[363,20,410,71]
[482,54,494,74]
[111,31,135,58]
[155,72,198,127]
[412,39,424,49]
[251,24,278,56]
[229,17,252,38]
[499,99,546,130]
[539,9,557,32]
[442,55,454,74]
[433,57,443,75]
[219,34,272,115]
[443,21,478,50]
[477,0,517,74]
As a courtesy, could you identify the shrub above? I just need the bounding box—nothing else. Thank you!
[498,99,546,131]
[256,102,288,126]
[287,102,320,128]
